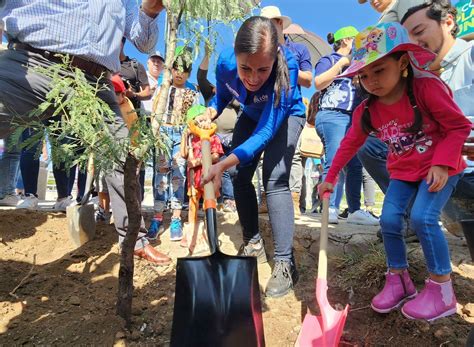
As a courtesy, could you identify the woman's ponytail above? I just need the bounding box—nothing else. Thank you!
[274,47,290,107]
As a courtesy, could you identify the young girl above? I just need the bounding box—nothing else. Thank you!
[319,22,471,322]
[180,105,223,254]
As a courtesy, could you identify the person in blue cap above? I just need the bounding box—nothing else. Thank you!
[199,16,306,298]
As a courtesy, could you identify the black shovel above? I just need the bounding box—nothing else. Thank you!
[170,122,265,347]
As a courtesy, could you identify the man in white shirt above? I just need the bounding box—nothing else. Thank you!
[141,50,164,112]
[402,0,474,238]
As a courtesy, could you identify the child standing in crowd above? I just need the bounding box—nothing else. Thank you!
[180,105,223,254]
[147,47,200,241]
[319,23,471,321]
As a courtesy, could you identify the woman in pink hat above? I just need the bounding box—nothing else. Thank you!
[319,22,471,322]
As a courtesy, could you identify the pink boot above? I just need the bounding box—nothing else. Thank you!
[401,279,457,321]
[371,270,417,313]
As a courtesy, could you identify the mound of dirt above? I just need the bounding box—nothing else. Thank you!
[0,209,473,346]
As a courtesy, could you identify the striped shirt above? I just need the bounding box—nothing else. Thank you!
[0,1,160,72]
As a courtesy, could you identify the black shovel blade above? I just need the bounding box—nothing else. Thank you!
[170,252,265,347]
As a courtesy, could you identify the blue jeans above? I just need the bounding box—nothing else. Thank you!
[380,176,460,275]
[357,135,390,194]
[53,164,86,200]
[20,129,40,196]
[0,134,20,198]
[153,126,186,212]
[335,170,345,210]
[232,114,305,261]
[315,109,362,212]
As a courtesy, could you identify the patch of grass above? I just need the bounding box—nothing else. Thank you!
[333,243,387,291]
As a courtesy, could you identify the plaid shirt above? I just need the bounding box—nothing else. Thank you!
[0,0,159,72]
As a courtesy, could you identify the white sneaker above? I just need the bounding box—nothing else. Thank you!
[347,209,380,226]
[53,196,76,212]
[0,194,21,206]
[17,194,39,210]
[329,208,339,224]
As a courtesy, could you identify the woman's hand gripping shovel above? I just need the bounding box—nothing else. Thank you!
[170,121,265,347]
[295,192,349,347]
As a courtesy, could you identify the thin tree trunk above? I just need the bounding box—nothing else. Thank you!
[151,7,181,136]
[116,154,142,328]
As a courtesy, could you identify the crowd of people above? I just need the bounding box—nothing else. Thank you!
[0,0,472,324]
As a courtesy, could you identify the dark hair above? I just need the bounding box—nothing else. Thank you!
[327,32,342,51]
[173,52,193,73]
[401,0,458,38]
[121,37,126,44]
[234,16,289,107]
[360,52,423,135]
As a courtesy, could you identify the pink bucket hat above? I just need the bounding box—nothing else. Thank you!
[340,22,435,78]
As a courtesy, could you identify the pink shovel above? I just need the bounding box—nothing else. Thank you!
[295,194,349,347]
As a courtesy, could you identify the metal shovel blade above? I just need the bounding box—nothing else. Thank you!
[171,250,264,347]
[67,203,96,247]
[171,123,264,347]
[67,155,96,247]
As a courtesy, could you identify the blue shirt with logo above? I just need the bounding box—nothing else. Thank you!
[209,47,305,165]
[314,52,361,113]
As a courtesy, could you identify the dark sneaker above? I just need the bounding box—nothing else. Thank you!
[338,208,349,220]
[147,217,164,240]
[265,260,298,298]
[237,239,267,264]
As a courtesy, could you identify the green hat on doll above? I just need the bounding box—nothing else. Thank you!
[186,105,207,124]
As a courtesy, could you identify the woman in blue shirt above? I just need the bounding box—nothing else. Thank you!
[200,16,305,298]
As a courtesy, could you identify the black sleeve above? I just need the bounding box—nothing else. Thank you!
[197,68,215,103]
[137,62,149,88]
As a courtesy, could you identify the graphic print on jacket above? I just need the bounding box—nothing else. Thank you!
[378,119,433,156]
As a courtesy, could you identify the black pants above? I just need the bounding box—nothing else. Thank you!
[232,114,304,261]
[0,48,147,248]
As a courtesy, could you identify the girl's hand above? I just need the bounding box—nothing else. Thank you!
[318,181,334,198]
[426,165,449,192]
[201,162,224,193]
[195,107,217,129]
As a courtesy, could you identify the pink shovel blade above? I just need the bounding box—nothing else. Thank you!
[295,279,349,347]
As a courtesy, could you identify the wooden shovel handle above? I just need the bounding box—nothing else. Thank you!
[187,120,217,209]
[200,140,216,209]
[317,194,330,280]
